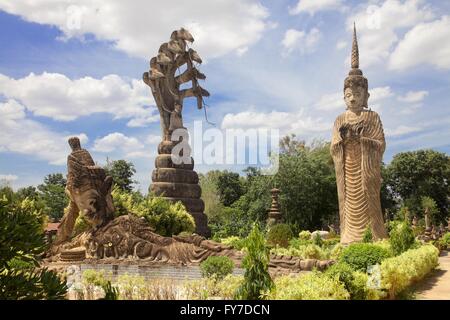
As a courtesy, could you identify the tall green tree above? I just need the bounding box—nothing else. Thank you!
[274,138,338,231]
[384,150,449,222]
[104,159,137,192]
[38,173,68,221]
[216,171,245,207]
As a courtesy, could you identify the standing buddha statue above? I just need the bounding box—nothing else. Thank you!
[330,24,388,244]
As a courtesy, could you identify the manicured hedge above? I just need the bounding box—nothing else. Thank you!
[381,245,439,299]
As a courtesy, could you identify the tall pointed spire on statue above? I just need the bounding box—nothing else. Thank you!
[349,22,363,76]
[344,22,367,94]
[351,22,359,69]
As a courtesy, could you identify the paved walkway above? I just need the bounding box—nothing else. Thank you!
[414,250,450,300]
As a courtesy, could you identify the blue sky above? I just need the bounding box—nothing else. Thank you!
[0,0,449,192]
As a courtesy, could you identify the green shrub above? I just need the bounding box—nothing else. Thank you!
[298,230,311,241]
[271,244,327,260]
[440,232,450,246]
[111,187,136,217]
[325,263,379,300]
[362,225,373,243]
[389,221,416,256]
[0,196,67,300]
[73,214,90,236]
[216,274,244,299]
[200,256,235,280]
[268,272,350,300]
[267,224,293,248]
[381,245,439,299]
[134,198,195,236]
[330,243,344,260]
[312,232,324,246]
[339,243,391,272]
[289,237,312,248]
[235,224,274,300]
[220,236,247,250]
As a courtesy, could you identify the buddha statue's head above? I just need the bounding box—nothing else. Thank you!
[343,23,369,113]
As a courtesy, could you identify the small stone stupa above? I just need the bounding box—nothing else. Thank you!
[267,188,282,226]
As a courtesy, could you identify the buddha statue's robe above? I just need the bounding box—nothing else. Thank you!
[331,110,387,244]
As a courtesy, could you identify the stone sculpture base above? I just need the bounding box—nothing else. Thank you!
[151,140,210,237]
[50,215,334,273]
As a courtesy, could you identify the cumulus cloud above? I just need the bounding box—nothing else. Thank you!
[0,174,18,183]
[281,28,321,56]
[347,0,435,67]
[0,0,271,60]
[0,72,157,127]
[385,125,422,137]
[0,99,87,165]
[221,110,330,137]
[398,90,429,103]
[93,132,144,153]
[315,86,393,111]
[289,0,343,15]
[389,16,450,70]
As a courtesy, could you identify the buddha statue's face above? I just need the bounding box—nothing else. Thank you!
[344,86,369,113]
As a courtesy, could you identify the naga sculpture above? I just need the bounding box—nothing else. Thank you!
[330,25,388,244]
[143,28,210,237]
[52,137,333,272]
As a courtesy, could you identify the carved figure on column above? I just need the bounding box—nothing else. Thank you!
[143,28,210,236]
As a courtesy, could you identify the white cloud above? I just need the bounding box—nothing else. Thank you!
[316,86,393,111]
[336,40,347,50]
[347,0,435,67]
[92,132,144,153]
[389,16,450,70]
[0,99,87,165]
[0,0,270,60]
[398,90,429,103]
[0,72,157,127]
[370,86,394,102]
[221,110,330,136]
[289,0,343,15]
[146,135,162,145]
[385,125,422,137]
[282,28,321,56]
[0,174,18,182]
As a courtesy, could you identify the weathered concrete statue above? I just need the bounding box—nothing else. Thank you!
[55,137,114,244]
[51,138,333,273]
[331,25,388,244]
[143,28,210,237]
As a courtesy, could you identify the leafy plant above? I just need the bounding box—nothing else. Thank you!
[268,271,350,300]
[362,225,373,243]
[134,197,195,236]
[267,223,293,248]
[312,232,324,246]
[200,256,235,281]
[339,243,391,272]
[234,224,274,300]
[381,245,439,299]
[298,230,312,241]
[389,221,416,256]
[0,196,67,299]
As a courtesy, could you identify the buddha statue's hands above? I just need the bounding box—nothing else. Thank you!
[340,123,363,143]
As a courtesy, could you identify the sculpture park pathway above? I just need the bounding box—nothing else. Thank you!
[414,250,450,300]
